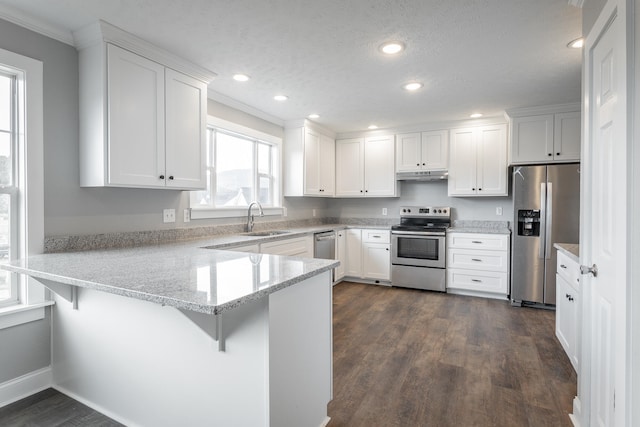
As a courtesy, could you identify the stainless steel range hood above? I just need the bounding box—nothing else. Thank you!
[396,170,448,181]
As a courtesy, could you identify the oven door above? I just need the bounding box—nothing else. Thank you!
[391,232,445,268]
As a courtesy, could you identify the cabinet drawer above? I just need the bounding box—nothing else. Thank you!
[557,251,580,289]
[447,233,509,251]
[260,236,311,257]
[446,269,509,294]
[362,229,390,244]
[447,249,509,273]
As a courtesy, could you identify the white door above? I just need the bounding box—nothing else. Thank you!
[335,231,346,281]
[421,130,449,170]
[318,134,335,196]
[107,44,165,187]
[335,138,364,197]
[553,112,581,162]
[363,135,396,197]
[164,69,207,190]
[303,129,321,195]
[396,132,422,171]
[583,5,628,426]
[362,243,390,280]
[345,229,362,277]
[448,128,477,196]
[476,124,508,196]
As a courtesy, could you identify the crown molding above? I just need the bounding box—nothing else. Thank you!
[567,0,585,8]
[207,89,285,127]
[73,20,216,84]
[505,102,581,118]
[0,5,74,45]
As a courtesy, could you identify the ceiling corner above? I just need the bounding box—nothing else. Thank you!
[0,4,74,45]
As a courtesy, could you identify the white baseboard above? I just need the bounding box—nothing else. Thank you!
[319,416,331,427]
[0,367,52,408]
[569,396,582,427]
[52,384,140,427]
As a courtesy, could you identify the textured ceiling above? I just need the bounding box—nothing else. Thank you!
[0,0,582,133]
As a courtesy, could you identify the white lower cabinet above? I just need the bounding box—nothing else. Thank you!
[446,232,510,299]
[335,230,347,281]
[555,250,580,372]
[344,229,390,283]
[259,236,313,257]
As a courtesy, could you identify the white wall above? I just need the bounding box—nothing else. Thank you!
[326,180,513,223]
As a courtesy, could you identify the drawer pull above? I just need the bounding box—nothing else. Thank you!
[471,258,482,262]
[372,235,381,238]
[560,264,567,269]
[471,241,482,244]
[471,279,482,283]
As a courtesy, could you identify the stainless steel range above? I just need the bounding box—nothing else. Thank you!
[391,206,451,292]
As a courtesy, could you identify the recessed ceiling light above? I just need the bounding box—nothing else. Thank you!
[470,113,483,118]
[379,41,405,55]
[308,114,320,119]
[403,82,423,91]
[567,37,584,48]
[232,74,250,82]
[274,95,288,101]
[368,125,378,130]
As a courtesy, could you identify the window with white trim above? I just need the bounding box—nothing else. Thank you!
[0,47,46,328]
[190,117,282,219]
[0,71,19,307]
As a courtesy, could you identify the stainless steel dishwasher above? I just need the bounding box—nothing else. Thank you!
[314,231,336,260]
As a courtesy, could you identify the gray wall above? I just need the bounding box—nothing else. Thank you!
[326,181,513,223]
[0,18,62,386]
[582,0,607,36]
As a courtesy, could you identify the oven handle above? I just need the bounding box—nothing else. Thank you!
[391,231,446,237]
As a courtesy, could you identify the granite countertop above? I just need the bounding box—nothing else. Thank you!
[447,220,511,235]
[554,243,579,263]
[2,238,338,315]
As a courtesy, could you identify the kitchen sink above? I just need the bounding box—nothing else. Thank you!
[243,230,291,237]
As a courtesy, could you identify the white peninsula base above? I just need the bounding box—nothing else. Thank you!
[50,271,332,427]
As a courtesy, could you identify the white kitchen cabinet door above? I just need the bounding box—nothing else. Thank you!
[335,138,365,197]
[364,135,396,197]
[555,274,578,370]
[107,44,166,187]
[335,230,346,281]
[476,125,508,196]
[449,125,507,197]
[510,115,554,164]
[553,111,581,162]
[448,128,477,195]
[421,130,449,170]
[345,229,363,277]
[303,129,321,195]
[396,131,448,172]
[164,69,207,189]
[319,134,336,196]
[396,133,422,172]
[362,242,390,280]
[260,236,313,257]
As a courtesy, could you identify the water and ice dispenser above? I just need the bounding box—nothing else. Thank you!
[517,210,541,236]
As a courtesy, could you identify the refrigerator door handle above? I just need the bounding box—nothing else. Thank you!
[539,182,546,259]
[545,182,553,259]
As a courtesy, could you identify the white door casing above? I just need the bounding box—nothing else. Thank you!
[581,2,629,426]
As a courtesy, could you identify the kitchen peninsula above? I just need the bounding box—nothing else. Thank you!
[2,239,337,427]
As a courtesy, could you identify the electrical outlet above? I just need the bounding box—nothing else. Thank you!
[184,209,190,223]
[283,207,288,217]
[382,208,388,216]
[163,209,176,223]
[496,207,503,216]
[312,209,316,217]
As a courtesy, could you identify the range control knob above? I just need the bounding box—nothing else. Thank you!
[407,209,411,213]
[443,209,447,213]
[402,209,406,213]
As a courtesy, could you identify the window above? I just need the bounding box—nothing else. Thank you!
[190,117,282,219]
[0,71,18,307]
[0,47,46,328]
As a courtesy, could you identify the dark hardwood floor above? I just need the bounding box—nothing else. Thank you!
[328,282,577,427]
[0,282,576,426]
[0,388,122,426]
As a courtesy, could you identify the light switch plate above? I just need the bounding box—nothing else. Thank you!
[496,207,503,216]
[163,209,176,223]
[184,209,190,223]
[382,208,388,216]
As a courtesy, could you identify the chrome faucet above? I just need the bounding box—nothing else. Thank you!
[246,201,264,232]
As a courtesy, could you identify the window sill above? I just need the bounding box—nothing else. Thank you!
[190,207,284,220]
[0,301,55,330]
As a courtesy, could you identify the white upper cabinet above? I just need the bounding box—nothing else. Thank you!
[284,122,336,197]
[396,130,448,172]
[508,105,581,164]
[335,135,398,197]
[75,22,214,190]
[448,124,508,197]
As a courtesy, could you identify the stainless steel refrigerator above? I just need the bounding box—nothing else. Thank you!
[511,164,580,305]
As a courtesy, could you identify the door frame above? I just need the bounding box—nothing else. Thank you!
[580,0,636,425]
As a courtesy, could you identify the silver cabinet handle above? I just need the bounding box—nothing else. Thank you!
[580,264,598,277]
[539,182,546,259]
[545,182,553,259]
